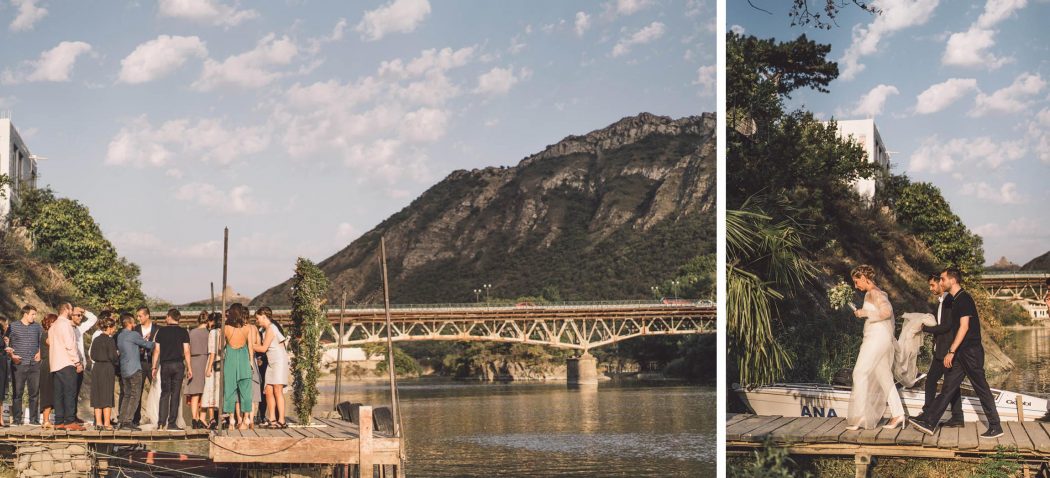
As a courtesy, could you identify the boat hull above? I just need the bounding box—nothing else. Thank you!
[735,383,1047,424]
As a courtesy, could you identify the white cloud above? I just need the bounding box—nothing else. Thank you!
[377,46,475,79]
[908,135,1027,173]
[118,35,207,84]
[612,0,653,16]
[913,78,978,114]
[105,115,270,167]
[355,0,431,41]
[306,18,348,54]
[174,182,265,215]
[942,27,1011,69]
[157,0,258,26]
[9,0,47,32]
[611,21,666,58]
[693,65,715,96]
[475,66,529,96]
[1,41,92,84]
[971,72,1045,116]
[193,33,297,90]
[730,24,746,34]
[973,217,1044,239]
[399,107,449,142]
[1025,107,1050,164]
[846,84,899,117]
[942,0,1028,69]
[574,12,591,37]
[508,34,527,54]
[961,181,1024,204]
[839,0,939,81]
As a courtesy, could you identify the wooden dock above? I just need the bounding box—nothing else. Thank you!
[728,413,1050,476]
[0,406,401,477]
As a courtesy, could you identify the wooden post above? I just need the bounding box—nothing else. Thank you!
[219,227,228,423]
[854,453,871,478]
[359,405,373,478]
[335,290,346,414]
[210,282,215,314]
[1017,394,1025,421]
[379,238,406,477]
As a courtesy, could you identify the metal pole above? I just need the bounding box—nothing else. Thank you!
[379,237,406,474]
[334,291,346,413]
[210,282,215,314]
[219,227,228,424]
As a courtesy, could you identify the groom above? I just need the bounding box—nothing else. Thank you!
[912,273,964,428]
[910,268,1003,438]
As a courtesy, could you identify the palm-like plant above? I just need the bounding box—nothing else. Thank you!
[728,201,817,386]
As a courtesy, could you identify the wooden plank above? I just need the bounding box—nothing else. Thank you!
[805,418,847,443]
[873,424,902,445]
[957,422,980,451]
[895,423,926,446]
[838,426,864,445]
[359,406,373,477]
[921,427,940,448]
[996,420,1017,450]
[1007,421,1034,452]
[1033,422,1050,453]
[726,415,779,440]
[763,419,812,444]
[778,418,829,444]
[740,417,798,442]
[855,425,885,445]
[936,424,959,449]
[725,414,750,429]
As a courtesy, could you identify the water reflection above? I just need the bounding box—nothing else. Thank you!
[314,380,715,477]
[1000,328,1050,394]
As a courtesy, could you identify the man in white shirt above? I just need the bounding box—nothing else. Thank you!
[914,273,963,427]
[70,306,97,423]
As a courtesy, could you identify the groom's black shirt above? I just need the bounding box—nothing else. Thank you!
[951,289,981,349]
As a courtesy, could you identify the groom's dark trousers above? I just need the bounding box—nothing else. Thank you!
[921,295,963,421]
[925,344,1000,429]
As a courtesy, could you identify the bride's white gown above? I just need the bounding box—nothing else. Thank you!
[847,289,905,429]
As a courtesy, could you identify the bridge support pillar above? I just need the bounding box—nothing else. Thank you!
[567,352,598,386]
[854,453,872,478]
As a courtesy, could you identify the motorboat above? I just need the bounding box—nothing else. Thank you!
[734,375,1048,423]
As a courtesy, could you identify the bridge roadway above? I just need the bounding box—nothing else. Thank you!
[979,271,1049,300]
[160,300,716,351]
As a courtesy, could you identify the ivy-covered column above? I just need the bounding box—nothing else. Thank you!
[290,257,330,425]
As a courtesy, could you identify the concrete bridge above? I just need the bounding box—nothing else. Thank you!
[163,300,716,352]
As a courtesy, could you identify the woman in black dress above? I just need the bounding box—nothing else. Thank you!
[90,318,118,431]
[39,314,56,428]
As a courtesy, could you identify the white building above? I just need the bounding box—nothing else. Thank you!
[827,119,890,201]
[0,117,38,223]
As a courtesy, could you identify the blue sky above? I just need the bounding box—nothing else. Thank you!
[730,0,1049,268]
[1,0,711,303]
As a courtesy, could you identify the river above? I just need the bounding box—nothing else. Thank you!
[314,379,716,477]
[999,328,1050,395]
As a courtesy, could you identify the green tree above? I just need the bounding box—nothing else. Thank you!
[29,197,145,310]
[881,177,985,279]
[8,186,55,229]
[289,257,330,425]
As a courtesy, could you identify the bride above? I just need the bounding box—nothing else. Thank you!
[845,265,905,430]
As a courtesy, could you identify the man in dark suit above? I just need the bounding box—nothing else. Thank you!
[912,273,964,427]
[911,268,1003,439]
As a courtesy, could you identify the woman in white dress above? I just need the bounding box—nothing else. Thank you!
[846,265,906,430]
[251,307,289,428]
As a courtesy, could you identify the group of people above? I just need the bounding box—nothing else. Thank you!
[843,265,1003,439]
[0,302,290,431]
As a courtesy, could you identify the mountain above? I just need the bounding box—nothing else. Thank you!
[253,112,716,306]
[987,256,1021,272]
[1022,251,1050,271]
[181,286,252,308]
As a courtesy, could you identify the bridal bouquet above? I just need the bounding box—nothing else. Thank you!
[828,282,855,311]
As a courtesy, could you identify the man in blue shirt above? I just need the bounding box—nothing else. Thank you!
[8,305,43,425]
[116,313,155,431]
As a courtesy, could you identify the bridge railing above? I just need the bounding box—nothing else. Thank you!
[166,299,716,314]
